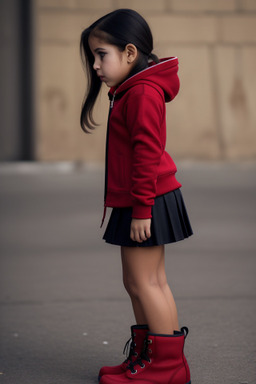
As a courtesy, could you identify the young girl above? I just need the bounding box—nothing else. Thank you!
[80,9,192,384]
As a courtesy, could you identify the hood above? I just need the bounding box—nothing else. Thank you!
[109,57,180,103]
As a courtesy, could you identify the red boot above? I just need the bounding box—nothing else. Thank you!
[100,327,191,384]
[98,325,148,381]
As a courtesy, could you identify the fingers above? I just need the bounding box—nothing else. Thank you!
[130,219,151,242]
[145,226,151,240]
[130,228,144,242]
[130,229,146,243]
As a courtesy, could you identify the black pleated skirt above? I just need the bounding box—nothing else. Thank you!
[103,188,193,247]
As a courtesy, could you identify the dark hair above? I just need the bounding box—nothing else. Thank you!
[80,9,159,132]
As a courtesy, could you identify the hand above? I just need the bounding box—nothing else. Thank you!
[130,218,151,243]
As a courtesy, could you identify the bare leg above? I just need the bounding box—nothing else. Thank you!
[121,245,177,334]
[121,247,147,325]
[157,246,179,330]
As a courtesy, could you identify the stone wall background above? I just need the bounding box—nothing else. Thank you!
[36,0,256,162]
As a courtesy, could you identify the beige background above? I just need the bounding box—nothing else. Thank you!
[35,0,256,162]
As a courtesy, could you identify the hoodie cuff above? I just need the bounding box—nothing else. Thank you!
[132,205,152,219]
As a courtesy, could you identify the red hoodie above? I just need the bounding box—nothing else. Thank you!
[104,57,182,219]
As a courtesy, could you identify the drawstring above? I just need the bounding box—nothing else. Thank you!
[100,206,107,228]
[101,90,116,228]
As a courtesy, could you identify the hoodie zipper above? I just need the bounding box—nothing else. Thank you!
[101,90,116,227]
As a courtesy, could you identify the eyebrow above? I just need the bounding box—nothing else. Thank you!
[94,48,107,52]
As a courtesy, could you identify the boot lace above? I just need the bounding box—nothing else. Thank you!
[126,338,152,374]
[123,337,138,363]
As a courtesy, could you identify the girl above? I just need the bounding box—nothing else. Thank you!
[80,9,192,384]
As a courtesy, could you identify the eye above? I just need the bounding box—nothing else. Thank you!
[98,52,106,60]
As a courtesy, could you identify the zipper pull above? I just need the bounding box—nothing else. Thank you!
[110,90,116,109]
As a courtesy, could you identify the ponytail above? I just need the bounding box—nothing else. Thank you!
[148,52,159,63]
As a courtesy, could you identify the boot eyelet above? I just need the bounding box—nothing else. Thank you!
[131,370,137,375]
[134,352,138,357]
[140,363,145,369]
[148,359,152,364]
[148,349,152,354]
[148,339,153,344]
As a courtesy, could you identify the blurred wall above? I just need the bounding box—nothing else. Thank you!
[0,0,20,160]
[36,0,256,162]
[0,0,34,160]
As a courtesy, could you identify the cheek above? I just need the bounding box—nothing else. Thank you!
[106,55,121,70]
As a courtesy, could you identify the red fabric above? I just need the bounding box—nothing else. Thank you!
[100,332,191,384]
[105,57,182,219]
[98,326,148,378]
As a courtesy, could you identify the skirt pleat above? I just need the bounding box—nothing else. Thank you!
[103,188,193,247]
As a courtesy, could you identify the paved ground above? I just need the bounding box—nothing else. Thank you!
[0,161,256,384]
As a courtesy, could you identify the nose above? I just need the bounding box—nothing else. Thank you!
[93,59,100,71]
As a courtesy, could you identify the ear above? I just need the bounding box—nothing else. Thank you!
[125,44,138,64]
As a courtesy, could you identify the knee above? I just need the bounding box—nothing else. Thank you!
[157,271,168,292]
[123,274,159,299]
[123,275,139,298]
[158,276,169,293]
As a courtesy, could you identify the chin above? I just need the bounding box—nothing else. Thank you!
[106,81,115,87]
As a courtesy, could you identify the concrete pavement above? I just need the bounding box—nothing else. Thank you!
[0,162,256,384]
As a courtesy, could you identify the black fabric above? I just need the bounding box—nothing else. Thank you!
[103,189,193,247]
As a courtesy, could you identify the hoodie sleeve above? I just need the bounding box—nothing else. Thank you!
[125,84,165,219]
